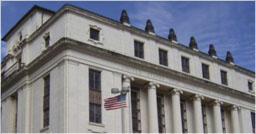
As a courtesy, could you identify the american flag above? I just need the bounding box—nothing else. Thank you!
[104,94,127,110]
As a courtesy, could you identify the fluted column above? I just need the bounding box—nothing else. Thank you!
[122,75,134,133]
[170,88,183,133]
[212,100,223,133]
[230,105,240,133]
[192,95,204,133]
[146,82,160,133]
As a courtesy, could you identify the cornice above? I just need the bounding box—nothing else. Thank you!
[2,5,55,41]
[9,4,253,77]
[2,37,254,103]
[61,4,254,76]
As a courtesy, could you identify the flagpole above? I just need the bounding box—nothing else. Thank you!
[121,91,124,133]
[110,87,129,133]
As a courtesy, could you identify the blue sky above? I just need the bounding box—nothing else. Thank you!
[1,1,255,71]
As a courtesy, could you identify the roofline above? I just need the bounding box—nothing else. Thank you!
[63,4,255,75]
[2,5,55,41]
[2,3,254,76]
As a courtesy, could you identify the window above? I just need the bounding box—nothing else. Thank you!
[180,99,188,133]
[221,108,226,133]
[90,103,101,123]
[248,81,253,92]
[131,88,141,132]
[19,32,22,41]
[44,35,50,48]
[89,69,101,123]
[43,75,50,127]
[11,94,18,132]
[157,93,165,133]
[220,70,228,85]
[181,57,190,73]
[202,63,209,79]
[159,49,168,66]
[89,69,101,90]
[202,104,208,133]
[134,41,144,59]
[90,28,100,41]
[251,112,255,133]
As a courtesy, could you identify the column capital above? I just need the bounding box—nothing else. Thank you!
[228,105,240,111]
[191,94,204,101]
[145,81,160,89]
[210,100,223,106]
[169,88,183,95]
[122,75,134,82]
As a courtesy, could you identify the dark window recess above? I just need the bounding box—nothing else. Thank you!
[12,94,18,132]
[43,75,50,127]
[252,112,255,133]
[202,104,208,133]
[89,69,101,123]
[90,28,100,41]
[131,88,141,133]
[248,81,253,91]
[221,70,228,85]
[181,99,188,133]
[134,41,144,59]
[202,64,210,79]
[157,93,165,133]
[221,108,226,133]
[181,57,190,73]
[19,33,22,41]
[159,49,168,66]
[17,56,22,69]
[44,35,50,48]
[89,103,101,123]
[89,69,101,91]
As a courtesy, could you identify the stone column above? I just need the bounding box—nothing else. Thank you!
[146,82,160,133]
[122,75,134,133]
[212,100,223,133]
[170,88,183,133]
[230,105,240,133]
[192,95,204,133]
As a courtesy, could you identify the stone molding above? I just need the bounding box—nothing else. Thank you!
[145,81,160,89]
[1,38,254,111]
[210,100,224,106]
[191,94,204,101]
[122,75,134,83]
[169,88,183,95]
[9,4,253,78]
[228,105,241,111]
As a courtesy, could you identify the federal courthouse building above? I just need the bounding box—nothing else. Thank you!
[1,4,255,133]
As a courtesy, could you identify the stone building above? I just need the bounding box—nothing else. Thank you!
[1,4,255,133]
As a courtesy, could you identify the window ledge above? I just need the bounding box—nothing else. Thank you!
[249,90,255,94]
[40,126,49,132]
[88,38,103,45]
[89,122,105,127]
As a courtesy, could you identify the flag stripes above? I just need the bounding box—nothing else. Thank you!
[104,94,127,110]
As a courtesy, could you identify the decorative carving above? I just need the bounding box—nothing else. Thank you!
[145,81,160,89]
[226,51,234,63]
[122,75,134,82]
[228,105,240,111]
[189,36,198,49]
[120,10,130,24]
[191,94,204,101]
[168,28,177,42]
[89,90,102,105]
[145,19,155,33]
[208,44,217,57]
[169,88,183,95]
[210,100,223,106]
